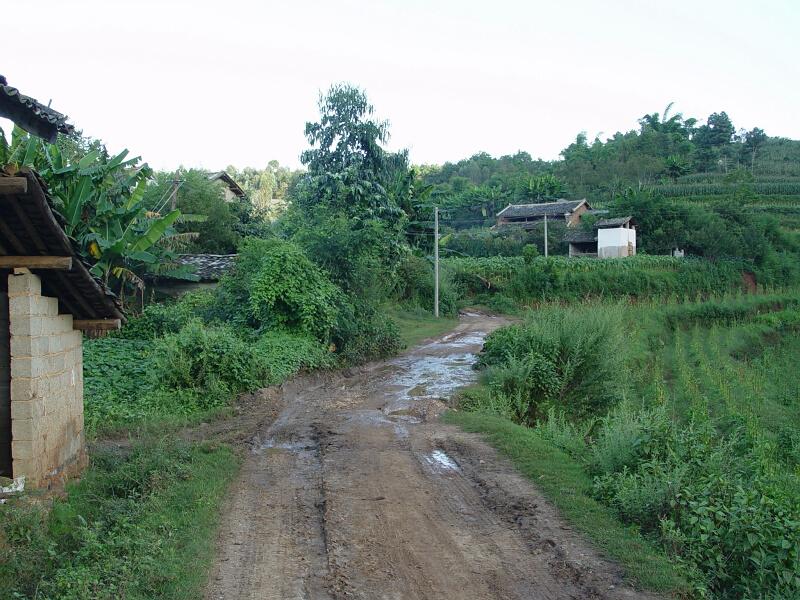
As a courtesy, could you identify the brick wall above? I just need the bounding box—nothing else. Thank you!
[8,271,85,488]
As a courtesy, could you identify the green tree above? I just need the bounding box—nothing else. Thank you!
[287,84,408,293]
[742,127,767,172]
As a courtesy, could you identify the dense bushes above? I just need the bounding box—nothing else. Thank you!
[475,307,628,423]
[590,407,800,598]
[246,241,340,340]
[462,297,800,597]
[85,235,406,432]
[154,321,269,408]
[333,300,402,363]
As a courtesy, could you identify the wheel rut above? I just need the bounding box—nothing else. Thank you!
[206,313,662,600]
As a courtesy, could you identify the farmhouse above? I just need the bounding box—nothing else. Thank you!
[0,171,125,489]
[496,199,591,229]
[208,171,246,203]
[565,216,637,258]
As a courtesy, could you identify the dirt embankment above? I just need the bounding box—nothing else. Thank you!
[205,313,662,600]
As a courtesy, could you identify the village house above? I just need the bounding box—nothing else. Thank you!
[0,171,125,489]
[496,199,591,229]
[565,216,637,258]
[208,171,246,203]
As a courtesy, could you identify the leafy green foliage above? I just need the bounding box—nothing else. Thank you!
[332,300,402,364]
[0,127,185,300]
[245,241,341,340]
[393,254,459,316]
[286,84,409,297]
[154,320,265,408]
[118,291,219,339]
[83,338,157,434]
[253,332,334,384]
[143,169,239,253]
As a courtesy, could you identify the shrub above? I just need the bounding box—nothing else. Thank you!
[394,254,460,316]
[522,243,539,263]
[153,320,264,408]
[589,405,800,597]
[246,241,341,340]
[333,300,402,364]
[119,291,217,339]
[253,331,334,384]
[477,306,629,421]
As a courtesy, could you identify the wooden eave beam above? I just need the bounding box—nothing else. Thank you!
[72,319,121,331]
[0,177,27,195]
[0,256,72,269]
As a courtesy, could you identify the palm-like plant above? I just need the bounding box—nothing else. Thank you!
[1,127,190,305]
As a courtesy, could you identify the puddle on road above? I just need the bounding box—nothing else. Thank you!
[259,439,314,452]
[382,330,489,416]
[425,449,460,472]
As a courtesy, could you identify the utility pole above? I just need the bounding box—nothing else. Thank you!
[169,176,180,211]
[434,206,439,318]
[543,214,549,257]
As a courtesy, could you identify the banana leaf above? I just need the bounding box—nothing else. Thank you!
[129,210,180,253]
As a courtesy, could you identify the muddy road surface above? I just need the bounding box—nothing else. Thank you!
[206,313,660,600]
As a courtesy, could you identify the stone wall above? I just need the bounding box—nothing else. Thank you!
[8,271,85,488]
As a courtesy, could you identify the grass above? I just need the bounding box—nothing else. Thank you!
[443,411,693,597]
[0,438,239,599]
[383,304,458,348]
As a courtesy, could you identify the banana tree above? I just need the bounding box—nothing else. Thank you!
[1,128,193,305]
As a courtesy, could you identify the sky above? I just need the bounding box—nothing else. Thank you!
[2,0,799,171]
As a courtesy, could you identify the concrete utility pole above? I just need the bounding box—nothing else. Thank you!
[544,214,549,257]
[169,177,180,211]
[434,206,439,318]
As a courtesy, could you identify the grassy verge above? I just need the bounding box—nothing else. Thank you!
[383,305,458,348]
[442,410,693,597]
[0,438,238,599]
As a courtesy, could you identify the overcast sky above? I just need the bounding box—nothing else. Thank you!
[3,0,798,171]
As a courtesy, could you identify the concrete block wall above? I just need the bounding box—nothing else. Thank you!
[8,271,85,488]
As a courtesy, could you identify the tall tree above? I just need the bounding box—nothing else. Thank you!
[742,127,767,172]
[287,84,409,293]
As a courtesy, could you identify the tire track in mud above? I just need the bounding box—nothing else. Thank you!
[206,314,662,600]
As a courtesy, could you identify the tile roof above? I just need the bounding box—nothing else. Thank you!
[564,230,597,244]
[595,216,633,228]
[0,77,74,143]
[0,170,124,322]
[497,199,589,219]
[174,254,238,281]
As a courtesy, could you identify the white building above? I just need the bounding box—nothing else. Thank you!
[565,216,637,258]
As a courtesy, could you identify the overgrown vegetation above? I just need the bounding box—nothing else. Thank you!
[457,294,800,598]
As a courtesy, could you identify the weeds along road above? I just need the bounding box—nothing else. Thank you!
[206,313,659,600]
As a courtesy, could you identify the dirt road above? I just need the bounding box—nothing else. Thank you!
[206,313,660,600]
